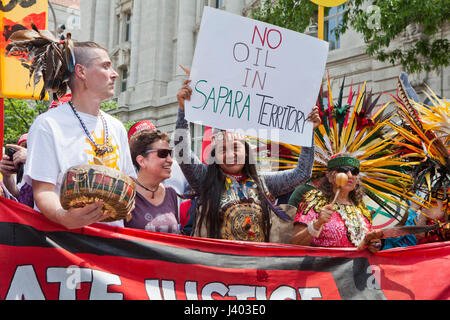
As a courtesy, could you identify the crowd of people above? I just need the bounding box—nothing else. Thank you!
[1,34,449,254]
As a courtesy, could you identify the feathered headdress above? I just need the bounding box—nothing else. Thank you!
[5,23,75,100]
[389,73,450,211]
[257,76,423,224]
[315,77,426,222]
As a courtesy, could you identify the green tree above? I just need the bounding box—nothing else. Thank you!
[251,0,450,74]
[3,99,49,145]
[3,98,128,145]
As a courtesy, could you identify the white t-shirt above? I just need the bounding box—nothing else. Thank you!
[24,102,137,227]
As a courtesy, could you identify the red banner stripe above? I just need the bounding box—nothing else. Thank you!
[1,197,449,300]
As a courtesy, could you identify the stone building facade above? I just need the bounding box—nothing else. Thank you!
[48,0,81,41]
[79,0,449,153]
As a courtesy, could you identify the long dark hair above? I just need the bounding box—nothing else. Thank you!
[196,141,272,241]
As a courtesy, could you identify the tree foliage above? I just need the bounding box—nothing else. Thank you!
[3,99,120,145]
[3,99,49,145]
[251,0,450,74]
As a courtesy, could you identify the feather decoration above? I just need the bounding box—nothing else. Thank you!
[264,197,292,221]
[388,75,449,215]
[5,23,75,100]
[256,77,422,224]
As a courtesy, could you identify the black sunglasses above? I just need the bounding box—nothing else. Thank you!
[335,166,359,176]
[144,148,173,159]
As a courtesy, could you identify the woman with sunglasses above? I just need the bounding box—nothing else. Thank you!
[126,130,180,233]
[290,154,381,253]
[175,80,320,242]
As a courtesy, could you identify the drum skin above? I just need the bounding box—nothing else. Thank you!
[60,164,136,223]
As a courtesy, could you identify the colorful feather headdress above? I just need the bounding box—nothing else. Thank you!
[258,76,423,224]
[5,23,75,100]
[389,73,450,211]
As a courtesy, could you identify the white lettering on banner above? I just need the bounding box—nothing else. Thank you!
[89,270,123,300]
[202,282,229,300]
[5,265,45,300]
[2,265,332,300]
[298,287,323,300]
[161,280,177,300]
[185,281,199,300]
[145,279,163,300]
[228,285,256,300]
[47,266,92,300]
[270,285,297,300]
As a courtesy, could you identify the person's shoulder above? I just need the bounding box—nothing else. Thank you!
[164,186,179,201]
[29,103,68,133]
[35,103,70,122]
[302,189,326,202]
[165,186,177,196]
[296,188,328,214]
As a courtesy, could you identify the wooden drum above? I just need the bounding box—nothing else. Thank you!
[60,164,136,223]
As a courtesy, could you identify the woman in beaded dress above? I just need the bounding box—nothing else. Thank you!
[290,154,382,253]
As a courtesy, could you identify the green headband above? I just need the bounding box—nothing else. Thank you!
[327,156,360,170]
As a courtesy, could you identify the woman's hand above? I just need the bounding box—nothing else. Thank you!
[307,106,321,129]
[6,144,27,168]
[0,154,16,177]
[367,238,382,253]
[359,230,383,253]
[317,204,334,229]
[176,80,192,111]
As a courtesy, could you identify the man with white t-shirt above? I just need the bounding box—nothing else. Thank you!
[23,41,136,229]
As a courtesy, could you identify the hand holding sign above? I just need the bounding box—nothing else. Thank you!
[177,65,192,111]
[307,105,321,130]
[177,80,192,111]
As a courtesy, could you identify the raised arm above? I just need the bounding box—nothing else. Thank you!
[261,106,320,198]
[174,80,208,194]
[261,145,315,198]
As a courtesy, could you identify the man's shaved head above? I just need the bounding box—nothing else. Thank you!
[68,41,109,91]
[73,41,108,67]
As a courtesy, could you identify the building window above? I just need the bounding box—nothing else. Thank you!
[121,67,128,92]
[324,5,345,50]
[114,14,120,45]
[124,12,132,42]
[215,0,224,8]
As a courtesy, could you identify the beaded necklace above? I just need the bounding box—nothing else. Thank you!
[135,179,159,199]
[69,101,113,157]
[335,203,369,247]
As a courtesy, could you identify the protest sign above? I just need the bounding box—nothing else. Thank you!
[185,7,328,146]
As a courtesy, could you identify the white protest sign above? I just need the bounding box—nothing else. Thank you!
[185,7,328,147]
